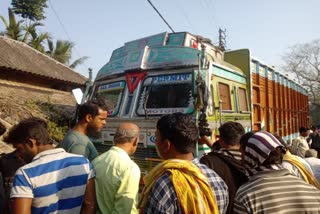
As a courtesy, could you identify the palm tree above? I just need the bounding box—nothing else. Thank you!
[0,8,25,41]
[1,8,50,53]
[46,39,88,68]
[28,29,50,53]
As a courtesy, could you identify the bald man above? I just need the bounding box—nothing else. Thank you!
[92,123,141,214]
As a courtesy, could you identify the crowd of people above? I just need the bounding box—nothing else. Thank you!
[0,97,320,213]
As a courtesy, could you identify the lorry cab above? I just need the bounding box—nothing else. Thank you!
[90,32,251,172]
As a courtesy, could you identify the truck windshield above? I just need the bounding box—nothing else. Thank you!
[137,73,194,115]
[93,81,125,116]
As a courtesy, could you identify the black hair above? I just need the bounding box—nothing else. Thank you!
[157,113,198,154]
[262,147,284,166]
[4,118,50,145]
[78,97,109,121]
[219,121,245,146]
[299,126,308,134]
[239,131,256,151]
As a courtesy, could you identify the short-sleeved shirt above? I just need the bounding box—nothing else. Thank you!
[58,130,98,161]
[234,169,320,213]
[92,146,141,214]
[11,148,94,214]
[290,136,309,157]
[143,158,229,214]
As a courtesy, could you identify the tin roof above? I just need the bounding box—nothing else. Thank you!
[0,36,87,86]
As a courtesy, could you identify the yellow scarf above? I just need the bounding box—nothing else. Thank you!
[283,151,320,189]
[139,159,219,214]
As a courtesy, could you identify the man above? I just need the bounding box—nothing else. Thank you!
[0,118,51,214]
[200,122,247,214]
[234,131,320,213]
[4,118,96,214]
[93,123,140,214]
[274,134,319,187]
[309,125,320,156]
[289,126,310,157]
[305,149,320,182]
[59,97,108,161]
[139,113,228,214]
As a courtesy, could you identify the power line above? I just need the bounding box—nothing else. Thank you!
[147,0,175,33]
[175,0,195,32]
[48,0,88,70]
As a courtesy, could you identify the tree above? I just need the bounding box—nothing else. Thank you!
[11,0,48,22]
[46,39,88,68]
[282,39,320,124]
[28,31,50,53]
[0,8,25,41]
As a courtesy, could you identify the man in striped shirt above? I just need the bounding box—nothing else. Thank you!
[4,118,96,214]
[235,131,320,213]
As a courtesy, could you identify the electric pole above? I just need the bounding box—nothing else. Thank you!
[218,28,227,51]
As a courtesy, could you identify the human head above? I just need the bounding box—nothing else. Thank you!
[113,123,140,155]
[273,133,287,149]
[311,125,317,132]
[241,131,285,169]
[305,149,318,158]
[156,113,198,159]
[219,121,245,147]
[4,118,51,163]
[299,126,309,137]
[78,97,109,138]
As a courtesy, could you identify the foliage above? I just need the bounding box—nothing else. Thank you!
[70,56,89,69]
[46,39,73,64]
[11,0,48,21]
[0,8,25,41]
[46,39,88,68]
[282,39,320,124]
[1,5,87,69]
[47,120,68,143]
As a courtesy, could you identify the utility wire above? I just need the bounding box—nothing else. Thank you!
[48,0,88,70]
[175,0,195,32]
[147,0,175,33]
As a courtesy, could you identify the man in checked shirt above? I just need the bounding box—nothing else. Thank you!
[139,113,229,214]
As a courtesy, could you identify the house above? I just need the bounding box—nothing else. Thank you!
[0,36,88,153]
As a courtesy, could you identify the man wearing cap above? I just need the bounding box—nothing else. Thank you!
[234,131,320,213]
[92,122,141,214]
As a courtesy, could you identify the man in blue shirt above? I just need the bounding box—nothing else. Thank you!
[4,118,96,214]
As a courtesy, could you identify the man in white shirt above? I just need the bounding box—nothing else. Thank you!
[290,127,310,157]
[305,149,320,182]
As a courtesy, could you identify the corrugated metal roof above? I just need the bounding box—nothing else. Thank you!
[0,36,87,85]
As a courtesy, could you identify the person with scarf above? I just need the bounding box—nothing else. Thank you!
[139,113,229,214]
[200,122,248,214]
[273,133,320,189]
[234,131,320,213]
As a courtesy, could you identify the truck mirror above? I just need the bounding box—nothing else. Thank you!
[72,88,83,105]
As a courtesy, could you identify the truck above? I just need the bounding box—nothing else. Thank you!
[88,32,309,173]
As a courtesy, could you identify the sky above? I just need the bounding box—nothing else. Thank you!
[1,0,320,78]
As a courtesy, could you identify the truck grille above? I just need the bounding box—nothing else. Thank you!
[94,143,160,173]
